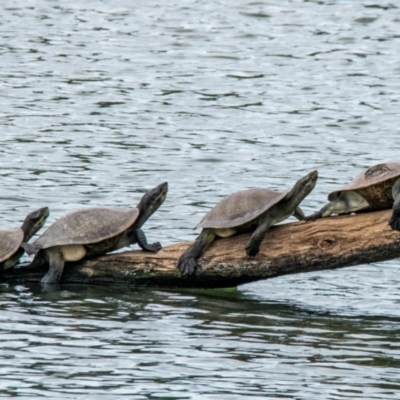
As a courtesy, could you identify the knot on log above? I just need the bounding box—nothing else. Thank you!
[80,267,95,277]
[318,238,336,250]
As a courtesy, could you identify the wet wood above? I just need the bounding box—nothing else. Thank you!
[3,209,400,288]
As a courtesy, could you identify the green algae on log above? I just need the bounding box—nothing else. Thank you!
[3,210,400,288]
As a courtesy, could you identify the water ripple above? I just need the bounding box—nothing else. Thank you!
[1,0,400,397]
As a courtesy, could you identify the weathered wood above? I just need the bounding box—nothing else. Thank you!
[3,210,400,288]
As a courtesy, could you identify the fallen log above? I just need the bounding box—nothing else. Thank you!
[3,209,400,288]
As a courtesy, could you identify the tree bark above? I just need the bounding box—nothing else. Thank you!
[4,210,400,288]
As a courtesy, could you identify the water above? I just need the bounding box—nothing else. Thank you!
[1,0,400,398]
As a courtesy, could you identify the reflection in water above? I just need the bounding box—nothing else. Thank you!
[1,0,400,398]
[1,284,400,398]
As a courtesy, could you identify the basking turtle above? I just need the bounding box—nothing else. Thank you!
[23,182,168,284]
[177,170,318,276]
[0,207,49,271]
[305,163,400,228]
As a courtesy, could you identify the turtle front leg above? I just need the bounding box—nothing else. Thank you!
[293,206,305,221]
[177,229,216,276]
[131,228,162,252]
[246,217,273,257]
[41,248,65,284]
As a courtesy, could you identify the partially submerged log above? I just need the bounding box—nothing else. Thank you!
[3,210,400,288]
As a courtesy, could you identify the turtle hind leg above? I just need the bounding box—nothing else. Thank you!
[41,248,65,284]
[305,198,351,222]
[389,214,400,231]
[177,229,216,276]
[2,248,24,271]
[134,228,162,252]
[390,181,400,231]
[304,210,323,222]
[389,203,400,231]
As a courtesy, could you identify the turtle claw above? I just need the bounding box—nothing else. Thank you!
[146,241,162,252]
[177,255,197,276]
[245,241,260,257]
[389,214,400,231]
[135,228,162,252]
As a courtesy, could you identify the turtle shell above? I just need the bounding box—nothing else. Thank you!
[328,162,400,209]
[0,228,23,263]
[33,207,139,249]
[197,188,288,229]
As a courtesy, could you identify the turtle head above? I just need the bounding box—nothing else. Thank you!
[289,170,318,204]
[21,206,50,242]
[135,182,168,228]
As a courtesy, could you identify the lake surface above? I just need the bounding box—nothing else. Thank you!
[1,0,400,398]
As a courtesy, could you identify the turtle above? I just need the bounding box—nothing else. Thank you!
[177,170,318,276]
[0,207,49,272]
[305,163,400,228]
[22,182,168,284]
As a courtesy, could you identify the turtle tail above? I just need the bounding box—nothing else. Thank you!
[21,242,37,255]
